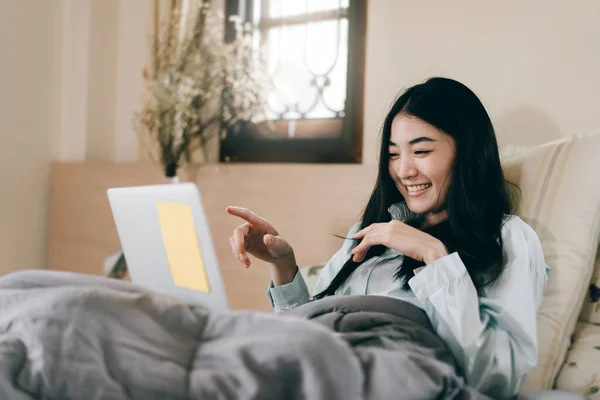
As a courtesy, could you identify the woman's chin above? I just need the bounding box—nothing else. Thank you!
[406,204,428,215]
[405,199,434,215]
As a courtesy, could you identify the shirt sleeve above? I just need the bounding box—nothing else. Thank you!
[266,269,311,313]
[408,217,549,399]
[266,222,362,312]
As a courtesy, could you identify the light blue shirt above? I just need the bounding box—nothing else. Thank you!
[267,203,550,399]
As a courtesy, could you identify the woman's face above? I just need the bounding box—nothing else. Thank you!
[388,114,456,226]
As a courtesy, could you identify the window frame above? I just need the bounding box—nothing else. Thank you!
[220,0,367,163]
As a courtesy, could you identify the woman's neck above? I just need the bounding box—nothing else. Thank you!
[422,210,448,229]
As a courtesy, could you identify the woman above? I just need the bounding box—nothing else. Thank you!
[226,77,549,398]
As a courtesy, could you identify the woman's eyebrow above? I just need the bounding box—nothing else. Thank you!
[388,137,437,146]
[409,136,436,145]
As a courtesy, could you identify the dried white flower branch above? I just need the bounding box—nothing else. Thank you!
[135,0,270,176]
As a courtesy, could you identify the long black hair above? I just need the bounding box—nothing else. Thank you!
[313,77,514,299]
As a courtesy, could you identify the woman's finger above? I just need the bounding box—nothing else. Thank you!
[352,223,382,239]
[263,234,292,258]
[352,245,370,260]
[233,223,251,252]
[229,236,245,267]
[352,229,366,239]
[226,206,266,228]
[353,251,366,263]
[228,236,235,255]
[352,225,371,238]
[351,230,389,258]
[233,224,252,265]
[351,236,371,256]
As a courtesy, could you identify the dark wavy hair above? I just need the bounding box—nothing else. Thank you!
[313,77,515,299]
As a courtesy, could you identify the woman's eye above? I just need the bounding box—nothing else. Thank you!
[388,153,399,159]
[414,150,431,155]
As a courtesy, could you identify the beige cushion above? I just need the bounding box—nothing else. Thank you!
[578,243,600,324]
[502,133,600,390]
[554,322,600,397]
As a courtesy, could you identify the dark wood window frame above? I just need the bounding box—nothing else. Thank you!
[220,0,367,163]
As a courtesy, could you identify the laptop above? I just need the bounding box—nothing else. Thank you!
[107,183,229,312]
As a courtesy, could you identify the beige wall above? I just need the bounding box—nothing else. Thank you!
[85,0,149,162]
[0,0,63,274]
[0,0,148,275]
[363,0,600,165]
[86,0,118,161]
[113,0,151,161]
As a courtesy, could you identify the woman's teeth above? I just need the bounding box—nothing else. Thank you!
[406,184,431,192]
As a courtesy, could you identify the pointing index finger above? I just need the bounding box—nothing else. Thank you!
[226,206,266,227]
[352,229,365,238]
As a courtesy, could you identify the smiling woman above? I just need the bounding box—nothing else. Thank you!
[228,77,551,398]
[311,77,521,298]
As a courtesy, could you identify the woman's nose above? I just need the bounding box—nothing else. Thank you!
[396,158,418,180]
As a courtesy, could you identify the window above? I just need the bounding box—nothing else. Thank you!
[221,0,367,163]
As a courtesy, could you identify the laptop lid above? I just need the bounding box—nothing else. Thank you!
[107,183,229,312]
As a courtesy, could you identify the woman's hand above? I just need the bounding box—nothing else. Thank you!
[226,206,296,271]
[351,220,448,264]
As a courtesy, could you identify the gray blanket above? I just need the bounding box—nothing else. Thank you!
[0,270,585,400]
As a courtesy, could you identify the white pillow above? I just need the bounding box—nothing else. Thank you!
[501,133,600,390]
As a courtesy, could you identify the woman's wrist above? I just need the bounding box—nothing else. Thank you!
[270,253,298,286]
[423,241,449,264]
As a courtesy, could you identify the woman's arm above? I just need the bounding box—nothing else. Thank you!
[408,216,549,398]
[267,222,361,312]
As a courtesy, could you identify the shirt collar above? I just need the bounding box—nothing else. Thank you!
[387,202,423,222]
